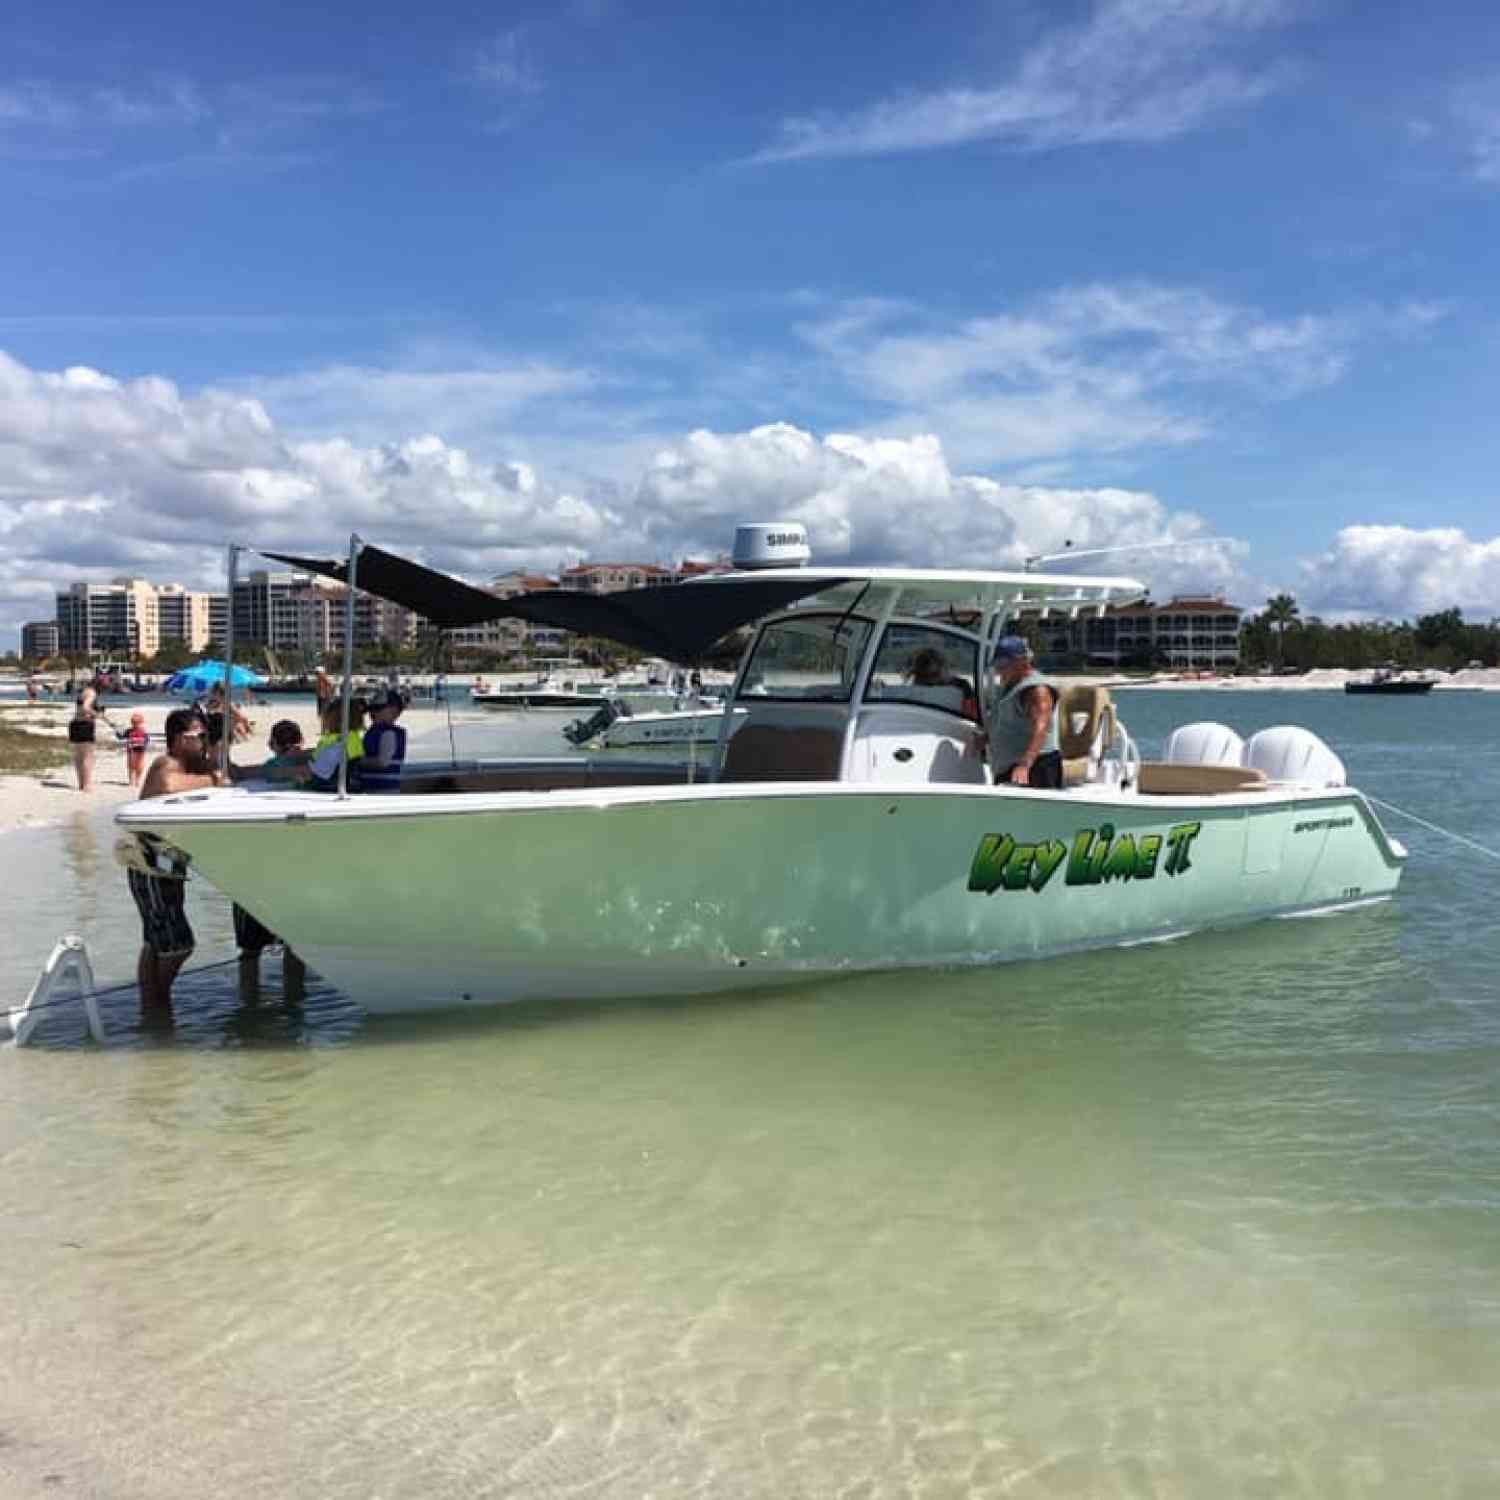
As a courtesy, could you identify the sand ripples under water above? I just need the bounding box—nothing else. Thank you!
[3,690,1499,1498]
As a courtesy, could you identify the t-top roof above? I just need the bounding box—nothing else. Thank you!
[260,544,852,661]
[259,544,1145,661]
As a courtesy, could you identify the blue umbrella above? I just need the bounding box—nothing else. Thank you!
[165,660,268,697]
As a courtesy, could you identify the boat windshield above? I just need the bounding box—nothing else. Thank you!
[863,623,980,721]
[738,613,874,702]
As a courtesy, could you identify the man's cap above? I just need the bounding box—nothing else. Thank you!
[992,635,1032,663]
[370,688,407,711]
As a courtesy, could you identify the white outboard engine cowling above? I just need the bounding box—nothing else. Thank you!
[1243,726,1346,787]
[1162,721,1245,767]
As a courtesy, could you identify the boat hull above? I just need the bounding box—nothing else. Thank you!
[1344,681,1434,695]
[473,691,607,709]
[118,783,1405,1013]
[600,707,741,748]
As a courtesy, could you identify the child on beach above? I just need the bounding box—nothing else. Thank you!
[123,712,150,788]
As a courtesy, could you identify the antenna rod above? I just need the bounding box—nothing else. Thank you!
[1023,537,1231,572]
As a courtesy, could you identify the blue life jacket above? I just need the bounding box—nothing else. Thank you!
[360,722,407,793]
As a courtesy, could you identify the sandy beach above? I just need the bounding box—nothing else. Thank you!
[5,663,1498,835]
[0,698,486,836]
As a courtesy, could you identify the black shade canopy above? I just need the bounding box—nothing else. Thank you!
[260,543,849,662]
[262,546,503,629]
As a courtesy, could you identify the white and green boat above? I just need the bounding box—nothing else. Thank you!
[117,527,1406,1014]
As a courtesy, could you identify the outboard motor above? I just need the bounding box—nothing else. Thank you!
[1163,722,1246,767]
[1243,726,1346,787]
[564,699,624,746]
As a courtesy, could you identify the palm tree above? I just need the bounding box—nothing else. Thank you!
[1263,593,1301,666]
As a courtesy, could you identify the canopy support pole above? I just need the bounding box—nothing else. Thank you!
[337,535,363,799]
[222,544,240,782]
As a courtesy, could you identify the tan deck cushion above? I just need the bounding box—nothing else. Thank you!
[1136,761,1268,795]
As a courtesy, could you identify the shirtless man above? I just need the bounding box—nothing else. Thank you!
[130,708,223,1010]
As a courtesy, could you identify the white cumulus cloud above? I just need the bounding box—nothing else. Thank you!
[0,352,1250,643]
[629,423,1241,598]
[1300,525,1500,619]
[0,351,619,637]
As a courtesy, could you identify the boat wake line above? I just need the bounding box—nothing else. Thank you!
[1366,795,1500,865]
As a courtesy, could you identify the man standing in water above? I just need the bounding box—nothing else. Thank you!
[129,708,222,1010]
[984,636,1063,788]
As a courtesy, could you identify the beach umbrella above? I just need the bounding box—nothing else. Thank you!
[165,660,268,697]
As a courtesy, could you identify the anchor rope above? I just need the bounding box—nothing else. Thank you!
[5,957,244,1026]
[1366,794,1500,865]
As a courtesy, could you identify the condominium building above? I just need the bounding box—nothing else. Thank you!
[447,572,553,656]
[217,571,415,655]
[21,620,61,660]
[559,562,673,593]
[155,584,214,652]
[1034,595,1244,670]
[675,557,733,580]
[232,570,315,651]
[55,578,161,658]
[332,587,419,652]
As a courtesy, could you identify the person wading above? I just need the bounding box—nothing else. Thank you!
[127,708,223,1011]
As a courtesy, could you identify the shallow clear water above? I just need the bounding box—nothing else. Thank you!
[3,691,1499,1498]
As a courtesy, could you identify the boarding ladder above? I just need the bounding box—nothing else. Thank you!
[5,936,107,1048]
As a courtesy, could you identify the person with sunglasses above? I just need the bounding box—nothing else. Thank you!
[126,708,224,1011]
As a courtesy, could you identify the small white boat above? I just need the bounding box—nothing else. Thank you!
[119,525,1407,1015]
[565,699,742,749]
[472,659,608,709]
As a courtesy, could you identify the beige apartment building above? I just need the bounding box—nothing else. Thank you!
[1034,595,1244,670]
[55,578,162,658]
[559,562,673,593]
[447,571,554,656]
[155,584,214,652]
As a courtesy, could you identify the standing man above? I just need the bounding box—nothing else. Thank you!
[314,665,334,720]
[129,708,223,1010]
[361,689,407,794]
[984,636,1063,789]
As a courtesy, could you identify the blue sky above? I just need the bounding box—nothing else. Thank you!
[3,0,1500,644]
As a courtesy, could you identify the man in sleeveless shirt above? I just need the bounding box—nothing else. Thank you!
[984,636,1063,789]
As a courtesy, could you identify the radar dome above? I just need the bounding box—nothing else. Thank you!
[732,522,811,570]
